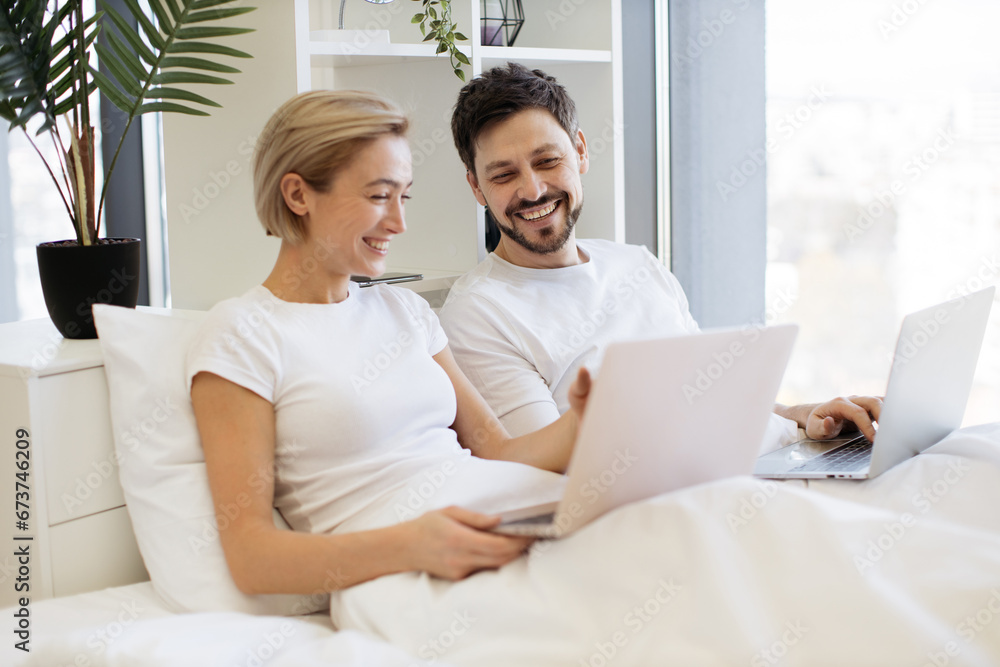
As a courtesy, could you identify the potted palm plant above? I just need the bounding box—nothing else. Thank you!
[0,0,255,338]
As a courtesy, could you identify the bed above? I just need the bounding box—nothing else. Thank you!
[5,304,1000,667]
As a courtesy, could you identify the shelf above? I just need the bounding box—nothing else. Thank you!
[308,36,470,68]
[479,46,612,66]
[306,37,609,69]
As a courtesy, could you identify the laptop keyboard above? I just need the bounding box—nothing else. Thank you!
[789,436,873,473]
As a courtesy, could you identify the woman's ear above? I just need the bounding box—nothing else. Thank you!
[280,173,310,216]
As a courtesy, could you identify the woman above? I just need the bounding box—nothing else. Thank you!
[187,90,590,595]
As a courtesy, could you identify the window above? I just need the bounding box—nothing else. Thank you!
[1,0,167,325]
[766,0,1000,425]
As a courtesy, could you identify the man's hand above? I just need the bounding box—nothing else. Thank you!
[567,366,592,421]
[805,396,883,441]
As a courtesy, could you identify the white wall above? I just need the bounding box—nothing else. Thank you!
[163,0,296,310]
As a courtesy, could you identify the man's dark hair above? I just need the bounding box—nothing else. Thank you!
[451,62,579,174]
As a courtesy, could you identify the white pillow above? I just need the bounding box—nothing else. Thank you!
[93,304,328,615]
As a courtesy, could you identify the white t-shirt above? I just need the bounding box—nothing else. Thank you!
[186,283,473,535]
[440,239,798,449]
[440,239,700,436]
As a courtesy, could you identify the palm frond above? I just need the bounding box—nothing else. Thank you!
[0,0,256,243]
[95,0,254,118]
[0,0,58,131]
[93,0,256,225]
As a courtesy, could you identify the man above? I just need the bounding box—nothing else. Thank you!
[439,62,880,444]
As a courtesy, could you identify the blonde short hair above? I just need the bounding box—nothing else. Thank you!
[253,90,409,243]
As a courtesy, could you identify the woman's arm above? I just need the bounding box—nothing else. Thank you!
[191,371,530,594]
[434,346,591,473]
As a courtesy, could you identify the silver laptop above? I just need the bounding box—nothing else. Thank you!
[493,324,798,538]
[755,286,995,480]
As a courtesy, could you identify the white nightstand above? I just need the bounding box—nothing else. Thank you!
[0,317,149,609]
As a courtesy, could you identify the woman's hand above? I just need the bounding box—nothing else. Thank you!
[403,506,533,580]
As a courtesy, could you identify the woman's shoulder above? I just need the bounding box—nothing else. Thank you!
[362,283,434,316]
[199,285,273,326]
[191,286,283,350]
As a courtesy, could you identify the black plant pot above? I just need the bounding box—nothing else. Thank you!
[36,238,141,339]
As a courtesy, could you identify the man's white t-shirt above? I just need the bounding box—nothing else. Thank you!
[440,239,700,436]
[440,239,798,447]
[186,283,473,535]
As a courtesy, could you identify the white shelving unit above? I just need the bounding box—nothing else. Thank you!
[162,1,623,309]
[293,0,624,291]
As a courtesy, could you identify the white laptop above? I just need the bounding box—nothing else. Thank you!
[754,286,995,480]
[493,324,798,538]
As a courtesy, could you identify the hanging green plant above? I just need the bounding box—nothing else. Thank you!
[410,0,469,81]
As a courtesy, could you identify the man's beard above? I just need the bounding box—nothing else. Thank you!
[492,193,583,255]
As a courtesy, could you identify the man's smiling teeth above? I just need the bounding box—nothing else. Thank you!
[365,238,389,251]
[519,201,557,221]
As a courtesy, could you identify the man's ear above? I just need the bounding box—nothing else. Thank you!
[575,129,590,176]
[466,169,488,207]
[280,173,310,216]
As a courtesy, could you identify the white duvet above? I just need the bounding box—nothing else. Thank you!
[13,424,1000,667]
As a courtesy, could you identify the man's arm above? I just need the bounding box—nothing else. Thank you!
[774,396,883,441]
[441,295,562,437]
[434,345,590,473]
